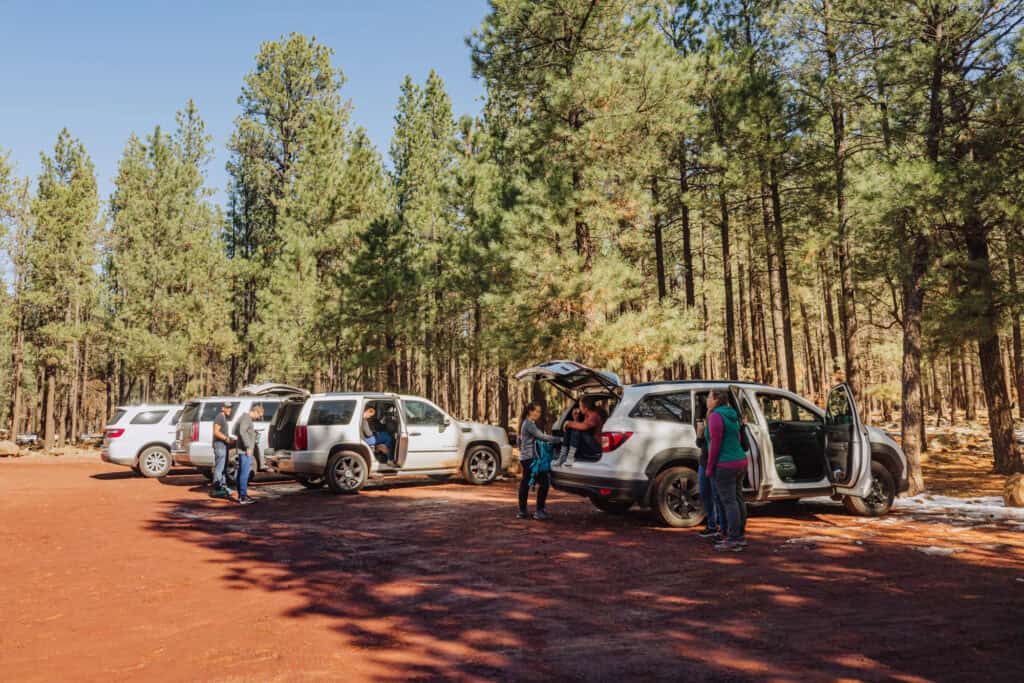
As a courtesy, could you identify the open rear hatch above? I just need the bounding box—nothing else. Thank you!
[514,360,622,398]
[238,382,308,398]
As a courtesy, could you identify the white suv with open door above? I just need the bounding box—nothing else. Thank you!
[516,361,910,527]
[264,392,513,493]
[101,404,183,478]
[172,383,308,482]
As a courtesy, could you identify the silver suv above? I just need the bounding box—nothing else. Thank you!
[100,404,183,477]
[265,392,513,493]
[516,360,909,527]
[172,383,307,482]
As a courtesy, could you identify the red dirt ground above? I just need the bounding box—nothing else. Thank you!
[1,455,1022,682]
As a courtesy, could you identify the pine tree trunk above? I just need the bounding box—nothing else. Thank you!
[678,141,699,379]
[900,236,929,494]
[1008,252,1024,419]
[769,162,797,391]
[8,311,24,436]
[699,219,710,379]
[761,176,784,387]
[43,363,57,450]
[820,262,840,371]
[718,190,738,379]
[497,363,509,432]
[738,244,751,373]
[963,225,1022,473]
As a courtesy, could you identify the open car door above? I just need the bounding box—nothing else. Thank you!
[823,383,872,498]
[729,385,771,499]
[514,360,622,399]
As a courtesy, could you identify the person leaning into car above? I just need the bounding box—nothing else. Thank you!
[234,403,262,505]
[704,389,748,552]
[210,403,236,499]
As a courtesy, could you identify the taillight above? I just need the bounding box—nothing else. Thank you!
[601,431,632,452]
[106,428,125,439]
[295,425,308,450]
[191,423,198,442]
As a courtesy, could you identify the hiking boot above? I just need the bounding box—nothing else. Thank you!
[238,496,256,505]
[698,528,719,539]
[210,488,231,499]
[516,511,529,520]
[533,510,550,521]
[735,537,748,547]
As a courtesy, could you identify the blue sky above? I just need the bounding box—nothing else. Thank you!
[0,0,489,207]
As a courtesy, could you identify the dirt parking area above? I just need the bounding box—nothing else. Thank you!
[1,456,1022,682]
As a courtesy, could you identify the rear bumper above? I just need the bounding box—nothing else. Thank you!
[266,450,326,476]
[100,448,134,467]
[550,470,649,503]
[172,449,191,466]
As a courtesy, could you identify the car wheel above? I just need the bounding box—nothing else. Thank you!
[590,497,633,515]
[843,461,896,517]
[652,465,704,528]
[198,467,213,481]
[138,446,172,478]
[463,445,499,485]
[131,464,142,476]
[326,451,368,494]
[296,475,326,489]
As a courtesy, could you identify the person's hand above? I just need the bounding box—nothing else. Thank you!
[246,448,253,457]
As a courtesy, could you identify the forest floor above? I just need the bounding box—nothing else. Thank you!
[1,437,1022,682]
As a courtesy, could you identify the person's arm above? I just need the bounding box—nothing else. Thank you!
[213,418,228,443]
[566,411,600,432]
[525,420,559,443]
[706,412,724,475]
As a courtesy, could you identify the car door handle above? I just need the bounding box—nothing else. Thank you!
[410,432,422,436]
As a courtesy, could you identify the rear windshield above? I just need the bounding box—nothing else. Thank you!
[200,402,240,421]
[180,403,200,424]
[109,409,128,426]
[130,410,169,425]
[308,400,356,426]
[171,409,183,424]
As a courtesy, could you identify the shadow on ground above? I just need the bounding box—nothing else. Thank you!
[146,481,1024,681]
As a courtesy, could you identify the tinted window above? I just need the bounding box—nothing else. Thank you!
[109,409,127,426]
[759,394,821,424]
[201,402,240,421]
[404,400,446,426]
[180,403,200,424]
[171,410,183,424]
[130,410,169,425]
[309,400,356,426]
[630,392,692,423]
[826,388,853,426]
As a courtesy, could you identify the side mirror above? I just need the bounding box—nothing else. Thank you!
[440,417,451,432]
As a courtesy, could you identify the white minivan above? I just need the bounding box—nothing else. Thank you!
[101,404,183,478]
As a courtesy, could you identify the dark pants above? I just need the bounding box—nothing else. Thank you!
[713,467,747,541]
[565,427,601,458]
[518,459,549,512]
[698,464,718,530]
[238,452,253,498]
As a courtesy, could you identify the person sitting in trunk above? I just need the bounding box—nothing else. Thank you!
[556,396,606,468]
[361,406,393,462]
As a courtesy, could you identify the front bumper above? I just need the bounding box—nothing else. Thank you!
[499,444,514,471]
[550,470,649,503]
[265,450,326,477]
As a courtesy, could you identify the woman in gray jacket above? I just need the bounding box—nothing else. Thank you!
[518,402,561,520]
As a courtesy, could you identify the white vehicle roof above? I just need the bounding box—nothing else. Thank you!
[114,404,183,411]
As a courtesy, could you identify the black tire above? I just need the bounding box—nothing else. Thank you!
[652,465,705,528]
[131,464,142,476]
[590,497,634,515]
[463,445,500,485]
[843,461,896,517]
[325,451,368,494]
[198,467,213,481]
[296,475,326,489]
[137,446,172,478]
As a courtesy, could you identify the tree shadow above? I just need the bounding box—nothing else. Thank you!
[146,481,1024,681]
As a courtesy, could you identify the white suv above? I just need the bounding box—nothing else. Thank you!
[101,404,183,478]
[516,360,910,527]
[172,383,307,482]
[265,392,513,493]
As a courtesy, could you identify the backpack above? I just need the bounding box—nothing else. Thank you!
[529,441,554,488]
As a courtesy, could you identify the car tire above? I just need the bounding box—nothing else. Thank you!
[198,467,213,481]
[326,451,368,494]
[843,461,896,517]
[296,475,326,489]
[131,464,142,476]
[138,446,172,478]
[652,465,705,528]
[463,445,500,485]
[590,497,633,515]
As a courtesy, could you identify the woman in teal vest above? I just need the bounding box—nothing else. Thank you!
[705,389,748,551]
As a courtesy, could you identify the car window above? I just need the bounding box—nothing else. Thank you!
[826,388,853,426]
[404,400,445,426]
[109,409,128,426]
[758,394,821,423]
[170,410,183,424]
[258,401,280,423]
[629,392,692,423]
[308,400,356,426]
[200,402,240,421]
[130,410,169,425]
[180,404,199,424]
